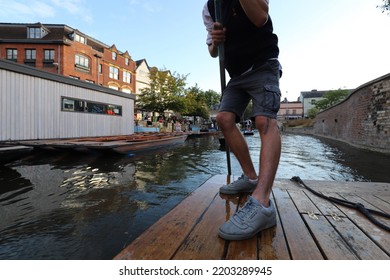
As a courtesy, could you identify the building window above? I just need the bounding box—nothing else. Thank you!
[75,34,86,44]
[6,49,17,61]
[75,54,90,70]
[109,66,119,80]
[24,49,36,67]
[25,49,36,60]
[125,58,129,66]
[112,52,117,60]
[123,71,132,84]
[99,64,103,74]
[44,49,55,61]
[28,27,42,39]
[61,97,122,116]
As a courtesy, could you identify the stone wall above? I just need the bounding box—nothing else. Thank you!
[313,73,390,154]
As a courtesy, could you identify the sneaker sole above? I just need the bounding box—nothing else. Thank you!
[218,222,276,241]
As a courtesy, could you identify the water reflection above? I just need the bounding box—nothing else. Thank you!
[0,133,389,259]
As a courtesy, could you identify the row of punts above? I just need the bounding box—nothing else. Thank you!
[1,132,190,157]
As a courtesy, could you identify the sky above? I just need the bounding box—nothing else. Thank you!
[0,0,389,101]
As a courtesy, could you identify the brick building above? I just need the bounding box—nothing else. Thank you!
[278,99,303,120]
[0,22,136,94]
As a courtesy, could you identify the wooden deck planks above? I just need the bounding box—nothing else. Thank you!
[114,176,390,260]
[272,188,324,260]
[114,175,225,260]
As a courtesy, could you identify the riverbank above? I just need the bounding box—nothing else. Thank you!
[283,73,390,155]
[284,122,390,156]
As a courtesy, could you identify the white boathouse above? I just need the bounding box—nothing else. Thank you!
[0,59,135,141]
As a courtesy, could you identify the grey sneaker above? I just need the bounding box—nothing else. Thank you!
[219,174,257,194]
[218,196,276,240]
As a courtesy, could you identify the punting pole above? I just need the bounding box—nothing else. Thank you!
[214,0,231,175]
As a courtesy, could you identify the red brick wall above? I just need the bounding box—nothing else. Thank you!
[0,43,60,74]
[1,41,136,93]
[313,74,390,153]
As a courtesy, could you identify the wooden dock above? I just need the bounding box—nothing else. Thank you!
[114,175,390,260]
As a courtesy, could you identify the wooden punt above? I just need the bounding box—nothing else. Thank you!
[16,133,188,154]
[82,134,188,154]
[0,145,33,163]
[114,175,390,260]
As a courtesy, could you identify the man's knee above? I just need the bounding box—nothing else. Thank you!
[255,116,277,134]
[216,112,235,129]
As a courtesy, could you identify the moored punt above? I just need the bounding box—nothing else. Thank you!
[114,175,390,260]
[0,145,33,163]
[82,134,189,154]
[16,133,189,154]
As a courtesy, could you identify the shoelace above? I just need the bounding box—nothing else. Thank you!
[235,198,257,221]
[229,174,245,187]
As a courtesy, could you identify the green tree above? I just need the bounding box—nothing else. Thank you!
[138,68,187,116]
[378,0,390,14]
[202,89,221,109]
[308,107,319,119]
[314,89,349,111]
[182,86,210,119]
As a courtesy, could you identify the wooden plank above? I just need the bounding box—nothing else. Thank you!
[277,179,390,196]
[288,189,358,259]
[328,214,389,260]
[335,193,390,255]
[288,189,322,215]
[302,189,346,218]
[113,175,227,260]
[272,188,324,260]
[288,190,358,260]
[360,194,390,216]
[172,193,235,260]
[302,215,359,260]
[258,195,291,260]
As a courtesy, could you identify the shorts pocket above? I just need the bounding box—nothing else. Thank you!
[264,84,281,113]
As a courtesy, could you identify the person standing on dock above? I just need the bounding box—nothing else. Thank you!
[203,0,282,240]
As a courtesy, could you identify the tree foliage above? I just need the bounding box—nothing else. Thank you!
[138,68,187,115]
[183,86,210,119]
[202,89,221,110]
[138,69,221,120]
[314,89,350,111]
[378,0,390,14]
[308,107,319,119]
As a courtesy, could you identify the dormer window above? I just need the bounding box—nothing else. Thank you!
[28,27,46,39]
[75,34,86,44]
[112,52,117,60]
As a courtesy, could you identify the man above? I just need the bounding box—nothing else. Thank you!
[203,0,282,240]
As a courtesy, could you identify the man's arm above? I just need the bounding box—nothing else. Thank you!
[239,0,269,27]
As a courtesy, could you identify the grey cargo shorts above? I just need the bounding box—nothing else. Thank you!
[219,59,281,123]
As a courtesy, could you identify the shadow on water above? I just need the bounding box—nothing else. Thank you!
[0,134,389,259]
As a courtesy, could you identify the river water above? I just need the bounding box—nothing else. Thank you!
[1,133,389,259]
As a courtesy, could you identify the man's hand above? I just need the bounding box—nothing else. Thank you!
[209,22,226,57]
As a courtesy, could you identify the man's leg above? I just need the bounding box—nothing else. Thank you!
[251,116,281,207]
[216,111,257,180]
